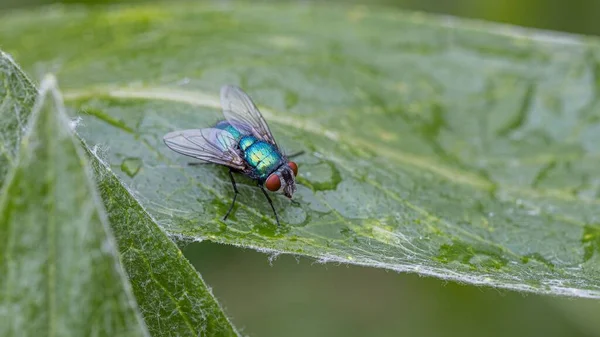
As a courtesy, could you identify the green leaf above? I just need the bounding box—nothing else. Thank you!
[0,74,148,336]
[0,51,37,184]
[2,3,600,298]
[0,50,239,336]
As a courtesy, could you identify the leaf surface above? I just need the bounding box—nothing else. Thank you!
[0,52,36,184]
[2,3,600,297]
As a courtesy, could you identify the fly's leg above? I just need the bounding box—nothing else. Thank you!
[287,151,305,159]
[260,185,281,226]
[188,162,210,166]
[223,169,239,221]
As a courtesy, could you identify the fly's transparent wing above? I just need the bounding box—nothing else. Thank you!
[163,128,246,170]
[220,85,279,147]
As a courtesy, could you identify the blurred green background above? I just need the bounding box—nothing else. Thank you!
[3,0,600,36]
[3,0,600,336]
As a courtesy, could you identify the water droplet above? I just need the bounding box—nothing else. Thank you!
[436,240,508,270]
[253,222,290,238]
[120,157,143,178]
[582,224,600,263]
[520,253,554,270]
[299,160,341,191]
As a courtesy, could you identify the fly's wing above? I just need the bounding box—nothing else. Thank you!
[163,128,246,170]
[220,85,279,148]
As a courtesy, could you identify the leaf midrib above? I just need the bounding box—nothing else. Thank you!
[45,93,58,337]
[63,86,599,206]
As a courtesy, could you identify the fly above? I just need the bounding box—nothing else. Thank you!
[163,85,302,226]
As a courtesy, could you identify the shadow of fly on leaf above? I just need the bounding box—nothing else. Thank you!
[163,85,304,226]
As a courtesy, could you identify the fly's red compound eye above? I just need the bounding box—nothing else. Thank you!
[265,174,281,191]
[288,161,298,176]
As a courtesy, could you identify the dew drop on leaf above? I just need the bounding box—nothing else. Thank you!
[120,157,143,178]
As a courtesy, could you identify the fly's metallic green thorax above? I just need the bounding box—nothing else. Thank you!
[216,121,283,179]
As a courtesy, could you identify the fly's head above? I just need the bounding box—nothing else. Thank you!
[265,161,298,198]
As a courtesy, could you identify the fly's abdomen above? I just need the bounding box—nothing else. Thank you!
[244,141,283,178]
[215,121,242,138]
[214,121,244,151]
